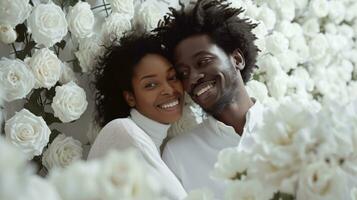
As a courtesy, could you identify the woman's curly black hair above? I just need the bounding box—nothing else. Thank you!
[94,32,168,128]
[154,0,259,82]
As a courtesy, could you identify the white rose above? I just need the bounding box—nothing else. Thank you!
[5,109,51,159]
[42,134,82,170]
[98,150,161,199]
[184,189,214,200]
[211,148,250,180]
[275,50,298,72]
[290,67,314,94]
[328,1,346,24]
[0,25,17,44]
[294,0,308,10]
[0,0,32,27]
[325,23,337,34]
[256,54,281,76]
[345,2,357,22]
[75,36,102,73]
[59,62,77,84]
[107,0,134,17]
[277,0,295,21]
[290,35,310,63]
[338,24,354,39]
[267,72,289,99]
[325,34,349,55]
[67,1,94,39]
[265,31,289,55]
[225,179,275,200]
[0,57,35,101]
[246,80,269,103]
[245,3,261,19]
[302,18,320,37]
[0,136,33,200]
[27,3,67,47]
[49,160,101,200]
[101,13,132,45]
[51,81,88,123]
[310,0,329,18]
[26,176,61,200]
[309,33,328,61]
[257,4,276,31]
[26,48,62,89]
[276,21,297,39]
[134,0,168,31]
[296,162,348,200]
[352,187,357,200]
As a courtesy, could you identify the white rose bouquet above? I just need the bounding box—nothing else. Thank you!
[212,98,357,200]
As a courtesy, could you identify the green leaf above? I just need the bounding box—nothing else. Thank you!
[72,59,82,73]
[43,112,62,125]
[45,86,57,100]
[17,41,36,60]
[24,89,44,116]
[271,192,295,200]
[15,23,27,43]
[49,129,62,143]
[55,40,66,50]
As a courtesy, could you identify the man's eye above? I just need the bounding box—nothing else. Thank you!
[198,58,212,66]
[178,71,189,80]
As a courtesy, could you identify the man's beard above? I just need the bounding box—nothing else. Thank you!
[203,79,238,117]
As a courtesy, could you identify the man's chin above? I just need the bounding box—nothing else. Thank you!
[200,93,234,117]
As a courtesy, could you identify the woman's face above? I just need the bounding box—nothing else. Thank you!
[124,54,184,124]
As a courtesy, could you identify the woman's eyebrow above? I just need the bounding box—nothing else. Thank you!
[140,74,157,81]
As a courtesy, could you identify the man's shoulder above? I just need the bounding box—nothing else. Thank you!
[165,118,213,149]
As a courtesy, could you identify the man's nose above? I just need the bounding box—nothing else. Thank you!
[188,69,204,90]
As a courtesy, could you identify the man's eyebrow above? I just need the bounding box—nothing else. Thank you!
[193,50,213,58]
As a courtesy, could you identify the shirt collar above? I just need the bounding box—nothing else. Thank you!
[209,99,264,136]
[130,109,170,151]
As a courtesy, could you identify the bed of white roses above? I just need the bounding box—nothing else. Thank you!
[0,0,357,199]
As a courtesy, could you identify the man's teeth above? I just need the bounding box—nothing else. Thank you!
[196,84,213,96]
[160,100,179,109]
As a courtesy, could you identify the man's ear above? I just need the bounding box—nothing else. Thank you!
[123,91,136,107]
[231,49,245,71]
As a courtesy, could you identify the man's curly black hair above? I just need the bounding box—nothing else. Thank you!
[154,0,259,82]
[94,32,169,128]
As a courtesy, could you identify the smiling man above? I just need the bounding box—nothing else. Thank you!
[155,0,263,197]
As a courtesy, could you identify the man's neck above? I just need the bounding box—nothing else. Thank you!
[213,91,253,135]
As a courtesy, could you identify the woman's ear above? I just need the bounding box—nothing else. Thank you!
[231,49,245,70]
[123,91,136,107]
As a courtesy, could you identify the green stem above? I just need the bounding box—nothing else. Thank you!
[91,3,110,10]
[11,43,18,58]
[102,0,109,17]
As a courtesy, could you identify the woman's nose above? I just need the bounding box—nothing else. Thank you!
[161,82,175,95]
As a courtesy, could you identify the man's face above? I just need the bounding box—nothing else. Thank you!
[174,35,240,114]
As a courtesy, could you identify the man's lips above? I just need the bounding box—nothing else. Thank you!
[191,80,216,97]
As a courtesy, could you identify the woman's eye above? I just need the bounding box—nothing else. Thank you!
[145,82,157,89]
[169,75,178,81]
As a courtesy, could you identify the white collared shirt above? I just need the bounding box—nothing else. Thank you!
[87,109,187,200]
[162,101,264,198]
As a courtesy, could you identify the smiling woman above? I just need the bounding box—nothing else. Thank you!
[88,31,186,199]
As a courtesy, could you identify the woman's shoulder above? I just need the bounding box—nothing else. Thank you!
[87,118,141,160]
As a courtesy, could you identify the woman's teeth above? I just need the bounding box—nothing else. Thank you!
[196,83,213,97]
[160,100,179,109]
